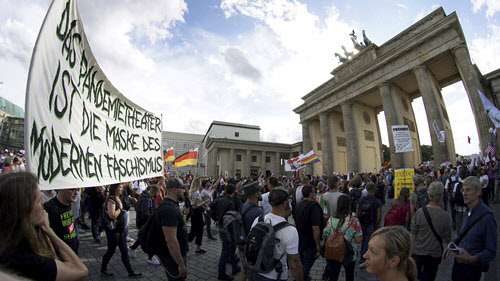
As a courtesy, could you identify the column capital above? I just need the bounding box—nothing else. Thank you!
[451,44,468,57]
[319,111,330,118]
[341,100,353,108]
[412,64,428,75]
[377,82,392,91]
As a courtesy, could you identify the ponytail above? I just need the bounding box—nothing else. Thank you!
[404,256,417,281]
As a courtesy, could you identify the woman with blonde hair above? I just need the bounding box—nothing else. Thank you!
[188,177,209,253]
[0,172,88,281]
[363,225,417,281]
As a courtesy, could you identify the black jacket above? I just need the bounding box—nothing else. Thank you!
[214,195,235,225]
[136,191,154,229]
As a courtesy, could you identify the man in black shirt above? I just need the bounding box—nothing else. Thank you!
[44,188,79,254]
[214,184,240,280]
[158,178,189,281]
[295,185,323,281]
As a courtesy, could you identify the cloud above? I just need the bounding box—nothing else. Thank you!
[414,4,440,22]
[396,3,408,9]
[221,46,262,81]
[469,24,500,74]
[470,0,500,18]
[0,19,36,64]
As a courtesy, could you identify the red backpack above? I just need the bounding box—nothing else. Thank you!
[384,204,404,226]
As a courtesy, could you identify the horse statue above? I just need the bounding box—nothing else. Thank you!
[362,30,372,46]
[335,53,348,63]
[342,45,355,59]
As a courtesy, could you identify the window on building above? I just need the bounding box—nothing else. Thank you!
[236,154,242,161]
[172,141,177,146]
[317,142,322,151]
[235,132,240,137]
[183,142,189,148]
[162,140,168,147]
[266,156,271,163]
[252,156,257,162]
[235,169,241,178]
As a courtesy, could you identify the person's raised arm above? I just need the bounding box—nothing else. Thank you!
[39,212,88,281]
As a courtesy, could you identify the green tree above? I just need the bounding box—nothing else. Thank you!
[420,145,433,162]
[383,144,390,162]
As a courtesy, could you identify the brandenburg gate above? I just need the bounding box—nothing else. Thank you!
[294,7,499,175]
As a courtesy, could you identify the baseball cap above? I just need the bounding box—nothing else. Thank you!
[269,187,289,206]
[243,182,261,196]
[165,178,189,189]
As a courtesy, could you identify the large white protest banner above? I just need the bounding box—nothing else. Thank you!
[25,0,163,190]
[392,125,414,153]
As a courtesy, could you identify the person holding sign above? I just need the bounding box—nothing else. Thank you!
[0,172,88,281]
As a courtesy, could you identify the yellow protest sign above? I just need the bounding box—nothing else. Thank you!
[394,169,414,198]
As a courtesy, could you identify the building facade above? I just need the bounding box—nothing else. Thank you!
[162,131,204,177]
[0,97,25,152]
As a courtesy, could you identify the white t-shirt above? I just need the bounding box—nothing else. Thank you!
[200,188,212,210]
[133,180,147,194]
[259,191,272,215]
[295,186,304,205]
[251,213,298,280]
[361,188,368,198]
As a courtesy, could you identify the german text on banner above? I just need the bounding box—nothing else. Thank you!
[392,125,414,153]
[284,150,320,171]
[172,148,198,167]
[164,147,175,162]
[24,0,162,190]
[394,169,414,198]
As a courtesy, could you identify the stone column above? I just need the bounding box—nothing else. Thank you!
[319,112,333,176]
[261,151,266,175]
[211,147,218,177]
[275,152,280,176]
[301,121,313,175]
[341,102,360,173]
[375,113,385,166]
[413,65,450,169]
[379,83,406,169]
[229,148,235,177]
[453,45,491,155]
[246,150,251,177]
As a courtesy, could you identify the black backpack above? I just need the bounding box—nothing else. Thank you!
[349,188,362,213]
[357,196,375,226]
[244,216,291,280]
[138,201,170,255]
[415,187,430,210]
[454,182,466,207]
[222,204,258,245]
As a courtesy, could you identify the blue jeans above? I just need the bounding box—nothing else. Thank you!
[218,228,238,277]
[359,223,375,263]
[299,247,317,281]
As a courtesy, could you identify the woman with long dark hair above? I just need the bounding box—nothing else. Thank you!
[187,178,208,253]
[100,183,142,278]
[0,172,88,281]
[321,195,363,281]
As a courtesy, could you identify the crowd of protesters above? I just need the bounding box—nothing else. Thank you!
[0,149,497,281]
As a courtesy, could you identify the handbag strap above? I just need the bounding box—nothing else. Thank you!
[454,211,493,244]
[422,206,443,254]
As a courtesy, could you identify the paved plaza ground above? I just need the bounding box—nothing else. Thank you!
[79,197,500,281]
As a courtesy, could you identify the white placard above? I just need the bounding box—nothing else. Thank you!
[25,0,162,190]
[392,125,414,153]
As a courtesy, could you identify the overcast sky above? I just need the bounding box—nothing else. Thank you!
[1,0,499,156]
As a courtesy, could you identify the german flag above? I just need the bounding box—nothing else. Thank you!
[164,147,175,162]
[172,148,198,167]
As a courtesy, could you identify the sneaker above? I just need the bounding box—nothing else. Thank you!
[217,274,233,280]
[128,271,143,278]
[195,249,206,254]
[147,256,160,265]
[94,238,101,244]
[128,246,137,258]
[100,270,114,277]
[97,232,103,239]
[126,237,135,242]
